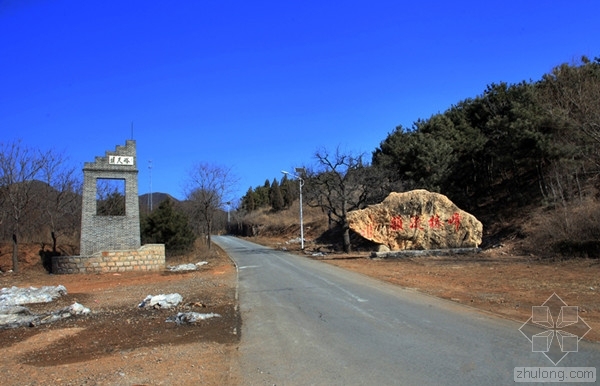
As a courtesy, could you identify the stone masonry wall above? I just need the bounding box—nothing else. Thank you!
[80,140,141,256]
[52,244,165,274]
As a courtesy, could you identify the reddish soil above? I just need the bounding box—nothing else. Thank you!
[0,244,241,386]
[1,238,599,385]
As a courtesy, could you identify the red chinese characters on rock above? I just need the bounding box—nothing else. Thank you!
[363,215,375,238]
[366,211,463,238]
[409,215,424,230]
[428,214,442,229]
[447,212,461,231]
[386,213,460,233]
[390,216,403,231]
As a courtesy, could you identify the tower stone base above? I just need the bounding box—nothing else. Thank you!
[52,244,165,274]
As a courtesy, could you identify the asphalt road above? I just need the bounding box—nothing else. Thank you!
[213,236,600,385]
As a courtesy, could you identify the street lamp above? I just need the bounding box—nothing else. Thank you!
[282,168,305,250]
[225,201,231,232]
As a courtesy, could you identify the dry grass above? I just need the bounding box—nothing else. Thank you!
[524,198,600,258]
[240,195,600,259]
[164,238,226,266]
[240,203,329,240]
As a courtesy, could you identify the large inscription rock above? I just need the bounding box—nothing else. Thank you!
[348,190,482,250]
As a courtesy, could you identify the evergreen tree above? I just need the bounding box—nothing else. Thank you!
[281,174,296,208]
[141,198,195,254]
[252,180,271,208]
[241,187,256,212]
[270,178,285,211]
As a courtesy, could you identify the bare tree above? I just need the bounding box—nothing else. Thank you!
[305,146,380,253]
[536,57,600,203]
[538,57,600,145]
[185,163,237,249]
[96,179,126,216]
[0,140,50,272]
[39,152,82,253]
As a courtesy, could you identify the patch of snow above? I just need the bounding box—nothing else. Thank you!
[0,285,67,306]
[67,302,91,316]
[165,312,221,325]
[166,261,208,271]
[0,285,90,329]
[286,237,305,244]
[0,302,90,329]
[138,293,183,309]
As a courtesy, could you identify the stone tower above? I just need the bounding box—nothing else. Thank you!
[79,140,141,256]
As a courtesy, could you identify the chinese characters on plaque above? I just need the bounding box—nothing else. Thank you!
[109,156,134,165]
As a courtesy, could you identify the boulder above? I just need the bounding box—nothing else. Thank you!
[347,190,482,250]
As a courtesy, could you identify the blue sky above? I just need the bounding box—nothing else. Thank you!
[1,1,599,202]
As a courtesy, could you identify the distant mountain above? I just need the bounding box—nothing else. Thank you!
[139,192,179,212]
[7,180,177,215]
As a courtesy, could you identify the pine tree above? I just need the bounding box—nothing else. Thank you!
[281,174,296,208]
[141,198,195,254]
[270,178,285,211]
[254,181,270,208]
[241,187,256,212]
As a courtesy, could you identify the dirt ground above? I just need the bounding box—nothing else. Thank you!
[1,238,599,385]
[0,245,241,386]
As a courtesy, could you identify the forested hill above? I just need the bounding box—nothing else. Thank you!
[372,57,599,220]
[373,57,600,253]
[241,57,600,256]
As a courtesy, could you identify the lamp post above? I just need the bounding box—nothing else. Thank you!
[225,201,231,233]
[282,168,305,250]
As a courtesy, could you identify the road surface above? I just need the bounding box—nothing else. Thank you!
[213,236,599,385]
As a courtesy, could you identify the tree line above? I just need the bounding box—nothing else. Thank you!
[240,175,299,213]
[239,57,600,253]
[373,56,600,213]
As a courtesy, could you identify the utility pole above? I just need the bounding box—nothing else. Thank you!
[148,160,153,211]
[226,201,231,233]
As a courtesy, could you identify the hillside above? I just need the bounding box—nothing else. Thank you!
[139,192,179,212]
[239,58,600,258]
